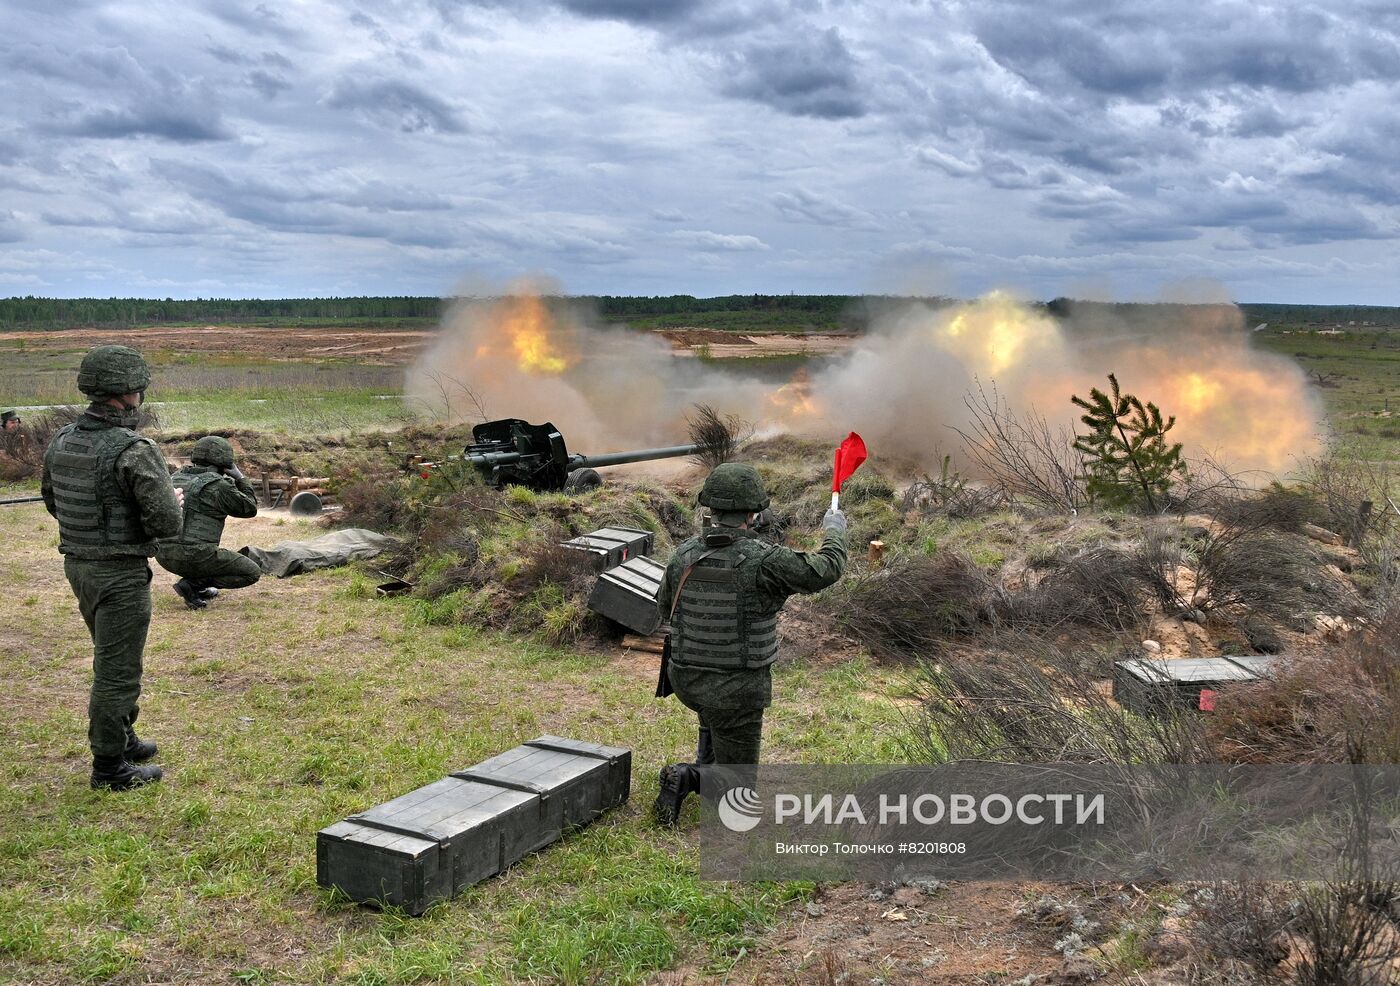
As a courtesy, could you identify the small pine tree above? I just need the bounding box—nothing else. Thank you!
[1071,373,1184,511]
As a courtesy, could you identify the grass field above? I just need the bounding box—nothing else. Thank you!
[0,506,904,985]
[4,314,1400,984]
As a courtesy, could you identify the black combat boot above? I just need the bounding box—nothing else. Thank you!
[652,763,699,828]
[124,731,158,763]
[172,579,206,610]
[91,756,163,791]
[695,727,715,766]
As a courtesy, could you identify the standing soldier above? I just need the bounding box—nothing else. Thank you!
[41,346,183,791]
[156,436,261,610]
[653,462,847,826]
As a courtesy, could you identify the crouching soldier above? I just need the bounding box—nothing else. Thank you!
[156,436,261,609]
[652,462,847,826]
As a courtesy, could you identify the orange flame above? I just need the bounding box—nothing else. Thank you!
[767,368,821,422]
[473,295,571,375]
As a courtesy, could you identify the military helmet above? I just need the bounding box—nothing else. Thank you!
[76,345,151,399]
[191,436,235,468]
[698,462,769,512]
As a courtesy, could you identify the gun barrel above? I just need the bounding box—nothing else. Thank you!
[573,444,701,470]
[0,495,45,506]
[465,451,524,467]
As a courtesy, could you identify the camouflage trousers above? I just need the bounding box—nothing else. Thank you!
[156,545,262,590]
[672,699,765,766]
[63,557,152,759]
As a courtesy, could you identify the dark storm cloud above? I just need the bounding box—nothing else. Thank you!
[323,77,467,133]
[55,108,231,143]
[722,28,866,118]
[970,2,1400,99]
[557,0,705,25]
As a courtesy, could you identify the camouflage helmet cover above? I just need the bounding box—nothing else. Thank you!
[191,435,236,468]
[698,462,769,512]
[76,345,151,399]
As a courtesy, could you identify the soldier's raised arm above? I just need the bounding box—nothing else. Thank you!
[754,510,848,597]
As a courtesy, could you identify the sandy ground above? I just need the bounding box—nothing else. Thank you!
[5,324,858,366]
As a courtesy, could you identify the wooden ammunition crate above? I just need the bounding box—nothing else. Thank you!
[587,555,667,635]
[317,736,631,914]
[559,526,655,570]
[1113,656,1279,716]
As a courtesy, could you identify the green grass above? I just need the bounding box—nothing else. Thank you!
[0,502,905,984]
[1256,329,1400,462]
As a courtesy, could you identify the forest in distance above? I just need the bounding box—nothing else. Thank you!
[1,293,1398,332]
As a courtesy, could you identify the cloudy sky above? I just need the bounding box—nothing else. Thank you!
[2,0,1397,302]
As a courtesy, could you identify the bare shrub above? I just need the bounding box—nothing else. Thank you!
[1302,454,1395,548]
[1209,482,1324,534]
[1205,605,1400,764]
[335,471,418,532]
[901,454,1005,519]
[954,380,1087,512]
[901,631,1212,764]
[510,543,598,598]
[1293,878,1400,986]
[994,547,1155,634]
[836,553,993,658]
[1194,523,1355,623]
[1186,883,1291,973]
[686,403,752,469]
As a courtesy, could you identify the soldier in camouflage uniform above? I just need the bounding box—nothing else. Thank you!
[156,436,261,610]
[653,462,847,826]
[41,346,183,791]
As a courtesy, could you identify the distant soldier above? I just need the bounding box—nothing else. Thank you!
[2,410,20,432]
[156,436,261,610]
[41,346,182,791]
[653,463,847,826]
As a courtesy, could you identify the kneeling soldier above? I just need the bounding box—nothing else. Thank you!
[157,436,261,609]
[653,462,847,826]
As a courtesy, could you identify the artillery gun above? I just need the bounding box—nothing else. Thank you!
[458,418,700,492]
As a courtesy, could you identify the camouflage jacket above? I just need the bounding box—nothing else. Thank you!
[657,526,847,708]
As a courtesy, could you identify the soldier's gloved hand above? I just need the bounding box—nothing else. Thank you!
[225,464,245,481]
[822,508,847,534]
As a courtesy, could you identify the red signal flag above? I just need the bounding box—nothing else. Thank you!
[832,432,867,493]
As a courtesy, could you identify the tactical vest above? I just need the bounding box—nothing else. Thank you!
[47,421,151,558]
[669,532,781,671]
[169,469,228,546]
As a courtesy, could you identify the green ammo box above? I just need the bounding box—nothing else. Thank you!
[587,555,667,634]
[316,736,631,914]
[1113,656,1277,716]
[559,526,655,570]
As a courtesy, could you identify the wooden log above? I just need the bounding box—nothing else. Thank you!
[868,539,886,564]
[1301,522,1343,546]
[621,633,667,655]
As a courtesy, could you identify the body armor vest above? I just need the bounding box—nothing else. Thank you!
[47,421,150,558]
[669,532,780,671]
[169,469,228,546]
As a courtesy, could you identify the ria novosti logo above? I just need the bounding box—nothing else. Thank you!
[717,787,763,832]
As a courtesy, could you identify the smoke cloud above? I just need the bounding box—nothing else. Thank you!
[406,286,1325,477]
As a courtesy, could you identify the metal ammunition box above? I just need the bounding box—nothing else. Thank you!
[587,555,667,634]
[559,526,655,570]
[317,736,631,914]
[1113,656,1279,716]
